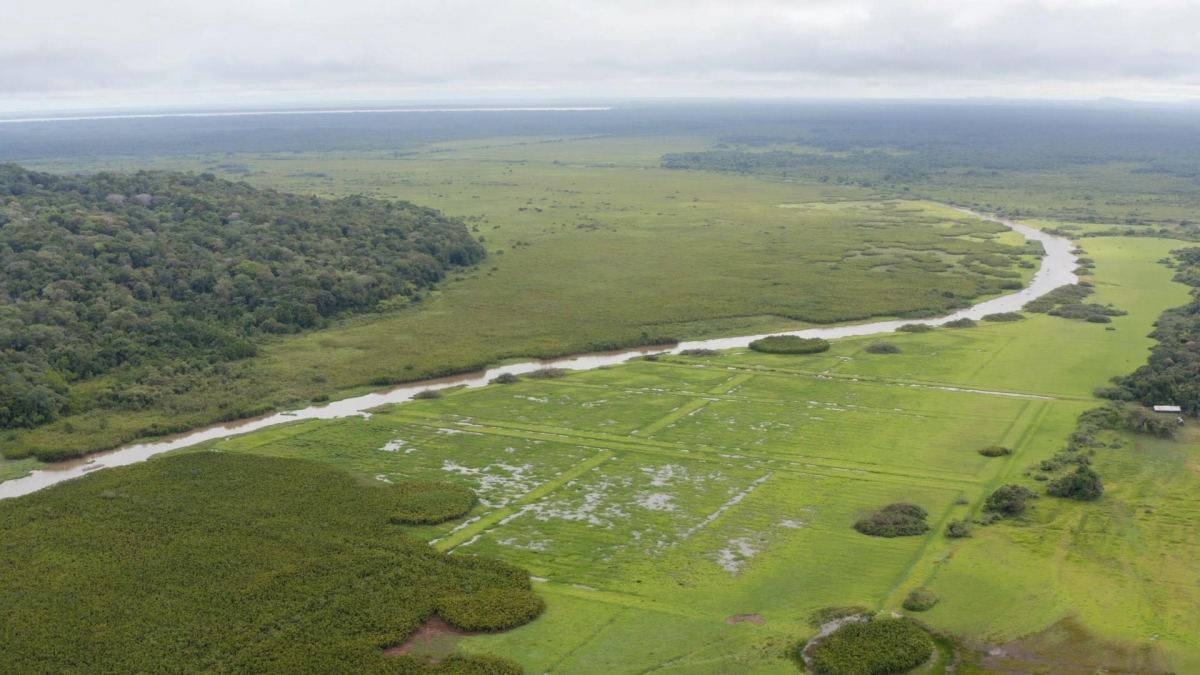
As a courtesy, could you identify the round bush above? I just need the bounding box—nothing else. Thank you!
[678,348,719,357]
[1086,314,1112,323]
[438,588,545,631]
[749,335,831,354]
[985,484,1037,516]
[864,342,900,354]
[412,389,443,400]
[808,618,934,675]
[490,372,520,385]
[943,318,977,329]
[389,482,478,525]
[896,323,934,333]
[854,503,930,538]
[944,519,973,538]
[526,368,567,379]
[902,588,939,612]
[978,445,1013,457]
[982,312,1024,322]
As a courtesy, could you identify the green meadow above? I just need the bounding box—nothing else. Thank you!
[172,235,1199,672]
[8,138,1042,463]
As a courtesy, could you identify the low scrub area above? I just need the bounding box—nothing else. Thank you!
[943,318,977,328]
[854,503,930,538]
[749,335,831,354]
[0,452,540,674]
[896,323,935,333]
[864,342,900,354]
[808,618,934,675]
[982,312,1024,322]
[390,481,479,525]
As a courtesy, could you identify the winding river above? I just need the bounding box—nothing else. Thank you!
[0,209,1076,499]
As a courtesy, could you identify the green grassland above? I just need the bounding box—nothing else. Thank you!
[5,138,1042,466]
[148,236,1195,673]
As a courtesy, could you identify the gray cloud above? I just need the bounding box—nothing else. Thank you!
[3,0,1200,110]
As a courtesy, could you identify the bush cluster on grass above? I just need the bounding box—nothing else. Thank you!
[749,335,831,354]
[0,453,540,674]
[808,618,934,675]
[808,606,873,629]
[389,482,478,525]
[437,588,546,632]
[982,312,1024,322]
[678,349,719,357]
[1046,466,1105,501]
[943,318,977,328]
[525,368,567,379]
[985,484,1037,516]
[896,323,934,333]
[978,445,1013,457]
[944,519,973,538]
[864,342,900,354]
[413,389,443,400]
[902,588,940,612]
[489,373,521,385]
[854,503,930,538]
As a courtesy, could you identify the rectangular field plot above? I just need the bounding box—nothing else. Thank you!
[410,382,696,435]
[213,415,595,510]
[650,386,1032,477]
[457,454,775,585]
[569,360,744,393]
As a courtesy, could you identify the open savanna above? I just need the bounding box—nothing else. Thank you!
[4,137,1038,467]
[148,235,1194,673]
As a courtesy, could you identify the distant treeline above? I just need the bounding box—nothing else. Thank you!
[0,165,484,433]
[1107,247,1200,412]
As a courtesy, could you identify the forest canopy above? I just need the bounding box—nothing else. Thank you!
[0,164,485,433]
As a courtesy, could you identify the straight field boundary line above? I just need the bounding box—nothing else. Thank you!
[432,449,615,552]
[386,410,986,489]
[634,398,713,437]
[651,359,1084,401]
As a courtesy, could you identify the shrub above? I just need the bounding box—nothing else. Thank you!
[390,482,478,525]
[896,323,934,333]
[749,335,831,354]
[985,484,1037,516]
[438,589,546,631]
[978,445,1013,457]
[413,389,443,400]
[944,519,973,538]
[489,373,520,385]
[808,618,934,675]
[642,354,660,362]
[808,606,872,629]
[429,654,523,675]
[1046,466,1104,501]
[526,368,567,379]
[982,312,1024,322]
[943,318,976,328]
[902,588,939,612]
[999,280,1025,290]
[678,348,719,357]
[854,503,930,538]
[1086,314,1112,323]
[864,342,900,354]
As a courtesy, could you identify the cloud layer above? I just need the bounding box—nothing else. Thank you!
[4,0,1200,110]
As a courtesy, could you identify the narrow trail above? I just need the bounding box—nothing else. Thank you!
[0,208,1076,499]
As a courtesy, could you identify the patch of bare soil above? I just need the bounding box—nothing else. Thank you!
[384,616,480,660]
[982,617,1173,675]
[726,614,765,624]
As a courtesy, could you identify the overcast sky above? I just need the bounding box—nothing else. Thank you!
[5,0,1200,112]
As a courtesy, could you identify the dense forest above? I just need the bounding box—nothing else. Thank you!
[0,165,484,433]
